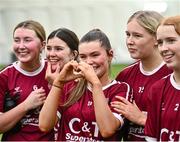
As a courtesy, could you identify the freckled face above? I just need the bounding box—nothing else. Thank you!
[157,25,180,70]
[13,28,43,65]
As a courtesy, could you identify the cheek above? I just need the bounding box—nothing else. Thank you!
[12,43,18,51]
[98,56,109,67]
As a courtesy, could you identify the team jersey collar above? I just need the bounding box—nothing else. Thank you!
[87,80,117,92]
[139,61,165,76]
[170,73,180,90]
[13,59,45,76]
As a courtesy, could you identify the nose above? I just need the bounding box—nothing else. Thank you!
[49,49,56,56]
[85,57,93,65]
[126,36,134,45]
[158,42,169,53]
[18,41,26,49]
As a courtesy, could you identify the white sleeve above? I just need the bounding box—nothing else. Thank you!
[113,112,124,128]
[57,111,61,119]
[145,136,157,142]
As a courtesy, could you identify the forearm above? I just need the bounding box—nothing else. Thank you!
[0,102,28,133]
[39,85,62,132]
[92,83,120,138]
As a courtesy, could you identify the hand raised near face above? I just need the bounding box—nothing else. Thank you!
[45,62,61,85]
[76,61,100,85]
[55,60,83,84]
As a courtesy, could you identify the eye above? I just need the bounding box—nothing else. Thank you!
[55,47,63,51]
[25,37,33,42]
[157,40,163,46]
[125,32,130,37]
[79,55,86,59]
[46,46,52,51]
[166,38,176,44]
[14,38,20,43]
[92,53,99,57]
[133,33,142,38]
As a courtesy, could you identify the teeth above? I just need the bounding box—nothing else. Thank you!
[19,52,27,55]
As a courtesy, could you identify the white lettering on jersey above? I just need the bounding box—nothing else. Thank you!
[69,118,81,134]
[138,86,144,93]
[69,118,99,137]
[13,87,22,94]
[87,101,93,106]
[160,128,180,141]
[33,85,38,90]
[174,104,179,111]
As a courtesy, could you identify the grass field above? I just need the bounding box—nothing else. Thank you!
[111,64,127,79]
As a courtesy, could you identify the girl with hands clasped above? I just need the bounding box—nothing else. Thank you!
[39,29,132,141]
[112,11,172,141]
[0,20,54,141]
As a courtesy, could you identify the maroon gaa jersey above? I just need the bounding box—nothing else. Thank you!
[57,80,132,141]
[0,59,54,141]
[116,61,172,141]
[145,74,180,141]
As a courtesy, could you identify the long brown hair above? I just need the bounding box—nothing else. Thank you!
[63,29,112,108]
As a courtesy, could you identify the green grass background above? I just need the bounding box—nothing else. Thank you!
[0,64,127,140]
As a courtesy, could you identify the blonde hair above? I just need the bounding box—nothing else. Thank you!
[128,10,163,35]
[13,20,46,42]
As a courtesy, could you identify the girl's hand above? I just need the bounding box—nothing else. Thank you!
[77,61,100,85]
[111,96,146,126]
[54,60,83,85]
[45,62,61,85]
[23,87,46,111]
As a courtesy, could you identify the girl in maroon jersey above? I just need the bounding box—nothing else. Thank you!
[45,28,79,140]
[111,11,172,141]
[0,20,56,141]
[39,29,132,141]
[145,15,180,141]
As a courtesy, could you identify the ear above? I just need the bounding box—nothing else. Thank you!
[108,49,113,61]
[72,50,79,60]
[40,41,46,53]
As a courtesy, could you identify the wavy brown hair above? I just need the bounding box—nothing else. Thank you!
[63,29,112,108]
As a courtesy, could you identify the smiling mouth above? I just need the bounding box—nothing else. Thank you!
[163,54,174,61]
[19,52,28,56]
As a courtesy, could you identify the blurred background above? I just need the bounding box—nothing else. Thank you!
[0,0,179,65]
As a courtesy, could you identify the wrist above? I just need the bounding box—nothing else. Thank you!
[52,80,64,89]
[138,111,147,126]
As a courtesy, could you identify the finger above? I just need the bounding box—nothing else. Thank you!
[111,102,126,110]
[56,64,61,73]
[115,96,130,105]
[47,62,52,74]
[113,108,125,115]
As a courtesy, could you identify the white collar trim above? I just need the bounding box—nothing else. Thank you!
[140,61,165,76]
[13,59,45,76]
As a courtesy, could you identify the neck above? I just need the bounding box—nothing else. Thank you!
[20,60,41,72]
[99,73,112,87]
[141,52,163,71]
[173,71,180,85]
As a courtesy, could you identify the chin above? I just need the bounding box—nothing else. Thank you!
[166,63,174,70]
